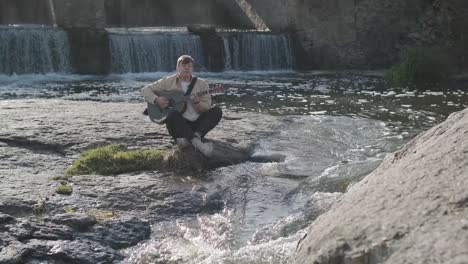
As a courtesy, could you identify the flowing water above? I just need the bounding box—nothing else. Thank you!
[1,71,467,263]
[0,26,295,75]
[123,113,406,264]
[0,25,71,75]
[107,28,294,73]
[108,28,205,73]
[220,33,294,70]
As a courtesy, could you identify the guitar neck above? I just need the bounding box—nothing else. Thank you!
[192,88,220,97]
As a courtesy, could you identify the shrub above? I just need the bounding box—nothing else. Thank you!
[385,47,451,90]
[65,145,167,176]
[56,184,73,195]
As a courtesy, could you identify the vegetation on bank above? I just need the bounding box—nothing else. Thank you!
[65,145,167,176]
[56,184,73,195]
[385,47,451,90]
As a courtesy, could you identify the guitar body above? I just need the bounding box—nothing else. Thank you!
[147,91,187,124]
[145,85,224,124]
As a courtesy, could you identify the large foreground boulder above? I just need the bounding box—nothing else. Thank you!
[294,107,468,263]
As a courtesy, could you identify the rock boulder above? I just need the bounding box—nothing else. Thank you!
[294,107,468,263]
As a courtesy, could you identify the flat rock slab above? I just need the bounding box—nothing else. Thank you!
[0,99,280,216]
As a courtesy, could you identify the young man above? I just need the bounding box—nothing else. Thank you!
[142,55,222,157]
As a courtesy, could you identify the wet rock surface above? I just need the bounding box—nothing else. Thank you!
[0,99,281,263]
[57,172,226,221]
[294,107,468,263]
[0,212,149,264]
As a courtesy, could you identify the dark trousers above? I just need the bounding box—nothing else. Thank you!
[165,106,222,140]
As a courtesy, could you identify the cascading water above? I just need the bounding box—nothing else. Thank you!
[108,28,205,73]
[222,33,294,71]
[107,28,295,73]
[0,25,72,75]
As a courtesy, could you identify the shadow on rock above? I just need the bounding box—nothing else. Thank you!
[164,139,254,172]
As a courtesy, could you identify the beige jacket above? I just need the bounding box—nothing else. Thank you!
[141,74,211,113]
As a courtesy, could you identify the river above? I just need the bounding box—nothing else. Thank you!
[1,71,466,263]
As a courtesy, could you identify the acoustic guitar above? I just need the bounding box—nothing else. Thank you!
[146,86,224,124]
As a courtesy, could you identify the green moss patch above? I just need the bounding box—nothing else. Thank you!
[64,207,74,213]
[56,184,73,195]
[65,145,167,176]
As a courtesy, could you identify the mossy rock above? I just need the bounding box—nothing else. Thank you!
[65,142,252,176]
[65,145,168,176]
[56,184,73,195]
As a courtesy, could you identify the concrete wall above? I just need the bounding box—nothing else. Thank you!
[0,0,53,25]
[0,0,253,29]
[249,0,422,68]
[53,0,106,28]
[247,0,293,31]
[1,0,467,70]
[289,0,357,68]
[67,28,110,75]
[104,0,254,28]
[249,0,468,70]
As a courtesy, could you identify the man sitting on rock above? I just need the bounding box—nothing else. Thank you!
[142,55,222,157]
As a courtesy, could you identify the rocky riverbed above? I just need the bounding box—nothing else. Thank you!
[0,99,281,263]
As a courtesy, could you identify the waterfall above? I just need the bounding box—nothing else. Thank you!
[222,37,232,70]
[222,33,294,71]
[0,26,295,75]
[0,25,72,75]
[108,29,205,73]
[107,28,295,73]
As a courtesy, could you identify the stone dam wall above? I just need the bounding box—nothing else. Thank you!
[0,0,467,71]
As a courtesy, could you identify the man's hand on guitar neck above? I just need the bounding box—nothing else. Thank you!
[190,83,224,104]
[154,96,169,109]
